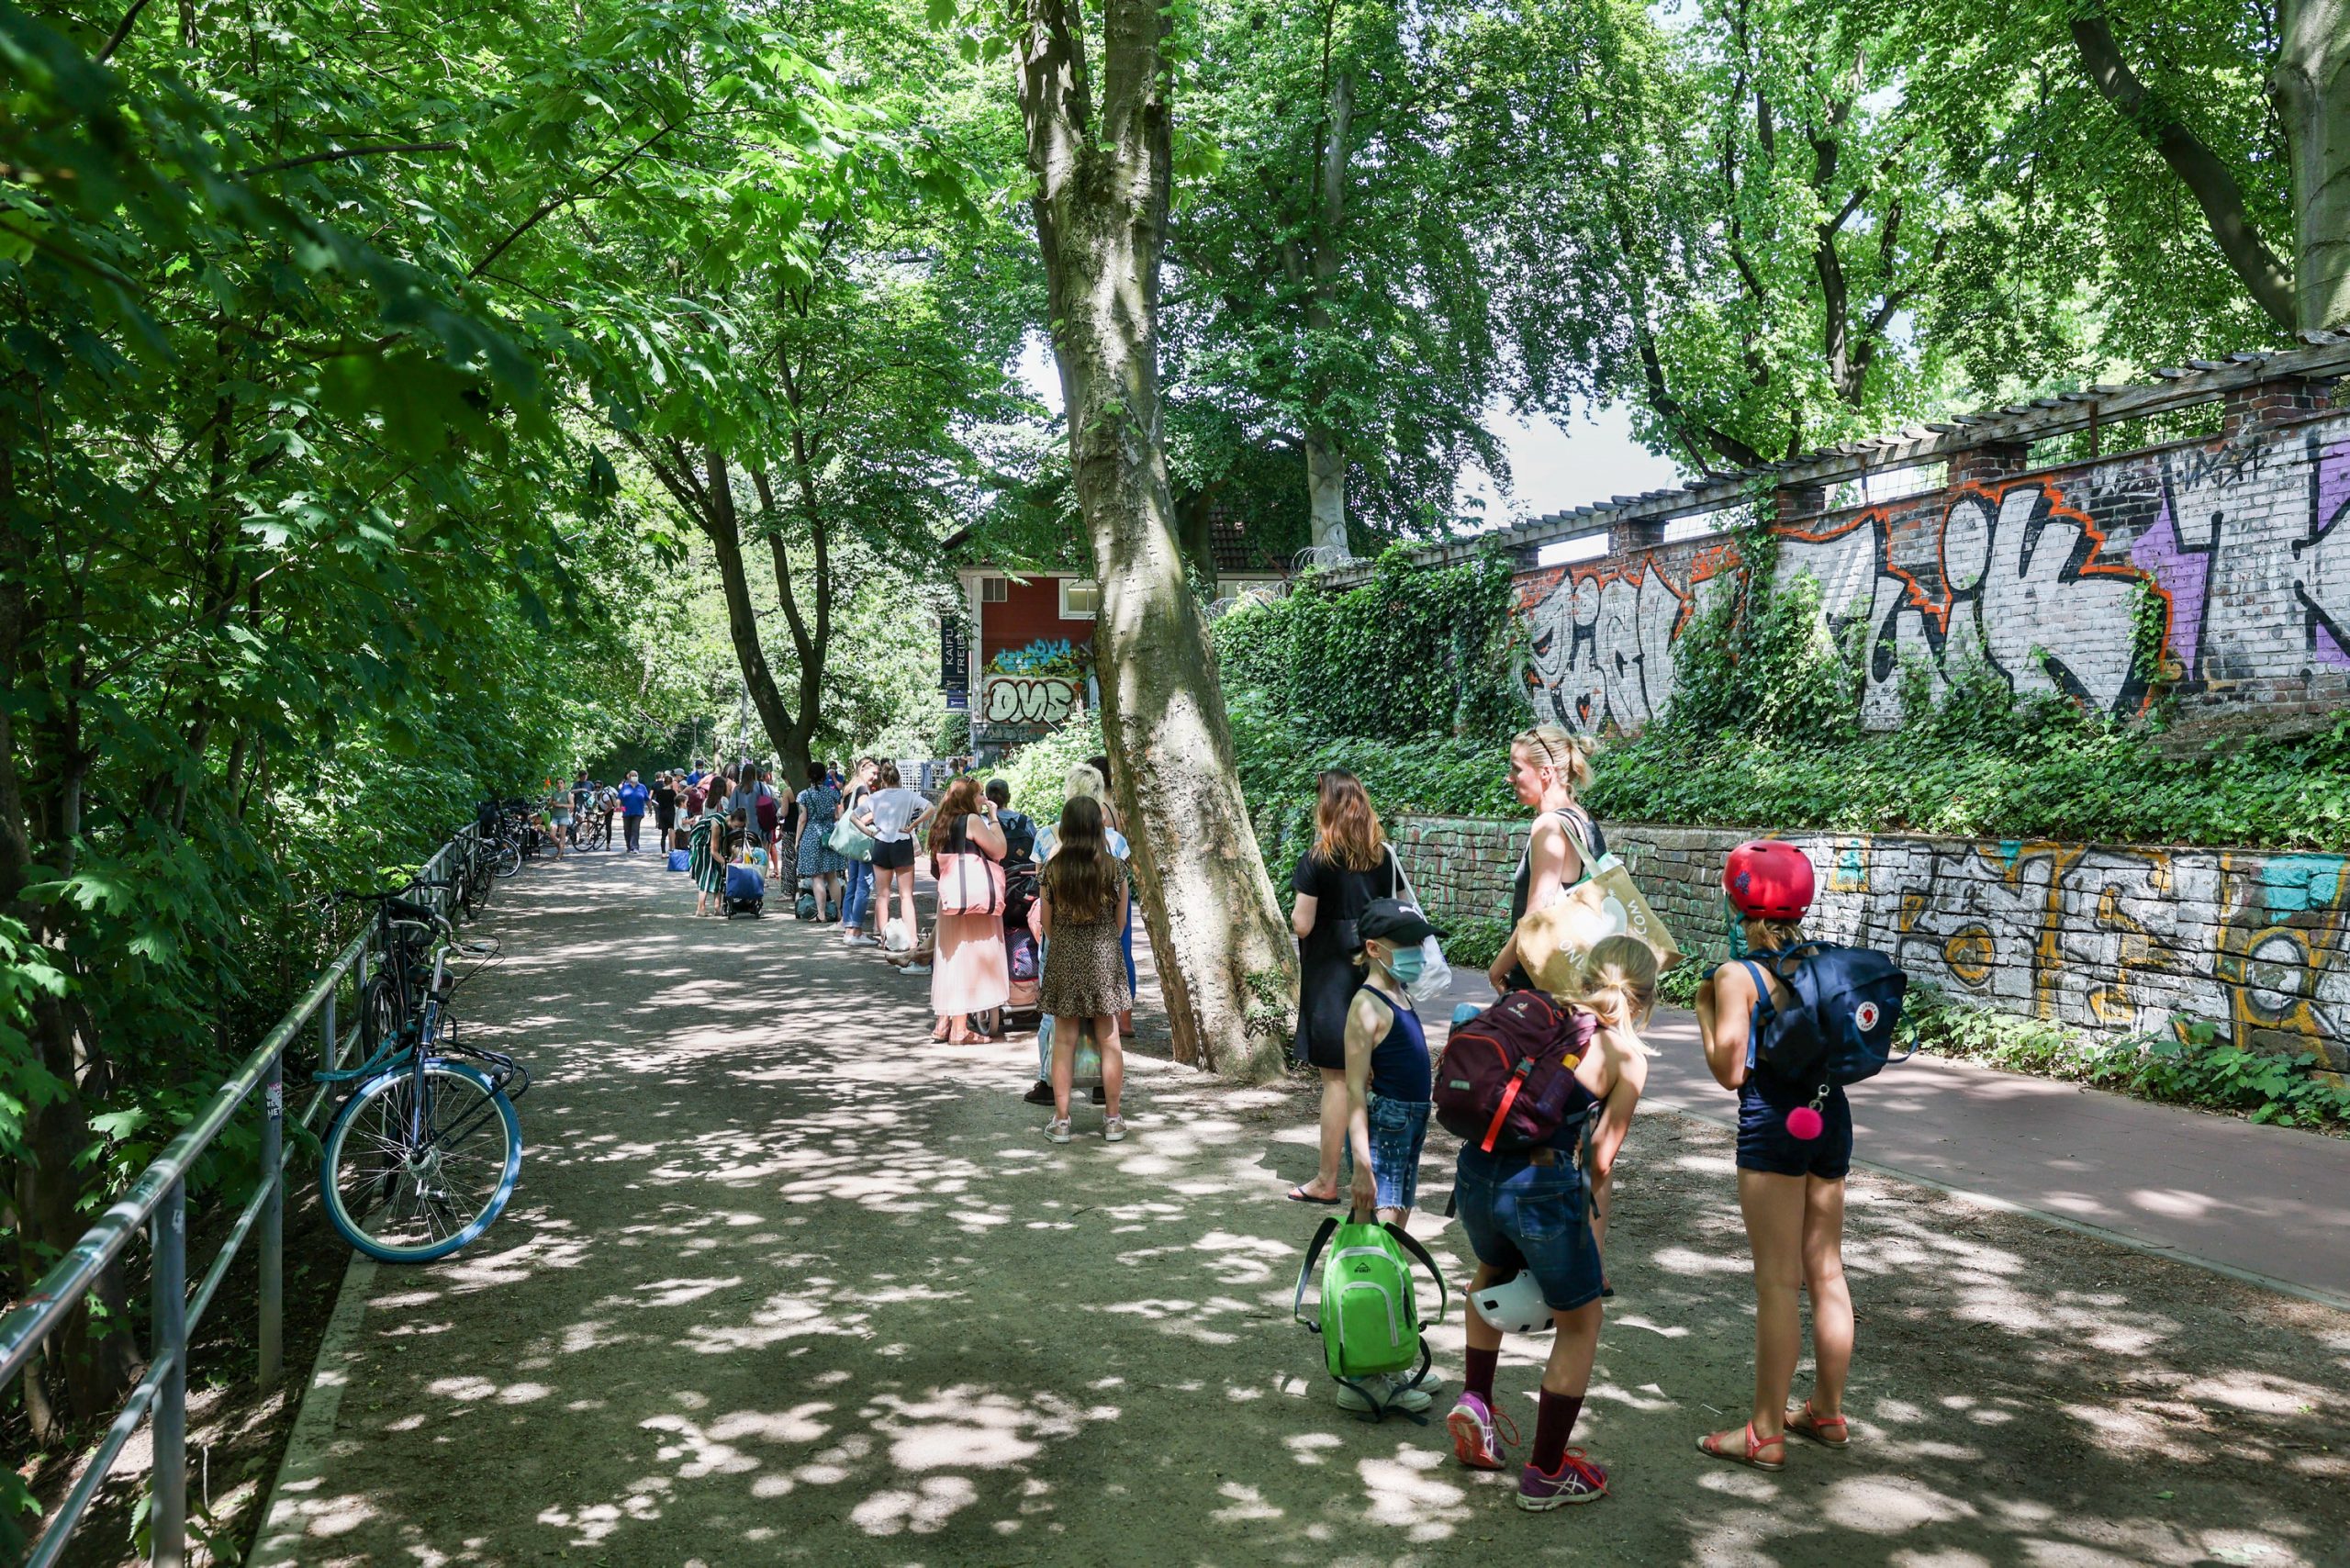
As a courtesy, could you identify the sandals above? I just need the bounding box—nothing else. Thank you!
[1785,1399,1849,1449]
[1696,1421,1785,1472]
[1285,1186,1341,1205]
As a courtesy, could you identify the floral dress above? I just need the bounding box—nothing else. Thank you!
[1038,869,1134,1019]
[797,784,846,878]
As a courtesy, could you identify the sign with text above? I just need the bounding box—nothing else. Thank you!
[980,674,1082,728]
[939,619,969,698]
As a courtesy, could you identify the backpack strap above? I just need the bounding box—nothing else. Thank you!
[1292,1215,1340,1330]
[1738,958,1776,1074]
[1383,1221,1449,1327]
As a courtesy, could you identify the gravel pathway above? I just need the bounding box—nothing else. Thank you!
[254,852,2350,1567]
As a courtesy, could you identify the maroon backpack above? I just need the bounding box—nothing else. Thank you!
[1434,992,1597,1154]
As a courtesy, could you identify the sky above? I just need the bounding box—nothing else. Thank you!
[1013,335,1686,541]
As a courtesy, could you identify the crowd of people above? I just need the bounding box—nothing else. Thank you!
[536,726,1859,1520]
[1272,723,1855,1515]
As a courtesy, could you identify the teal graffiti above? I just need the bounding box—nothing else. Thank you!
[2259,854,2345,913]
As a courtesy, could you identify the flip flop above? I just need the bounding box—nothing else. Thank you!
[1286,1186,1341,1205]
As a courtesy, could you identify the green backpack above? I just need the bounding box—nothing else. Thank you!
[1292,1215,1449,1420]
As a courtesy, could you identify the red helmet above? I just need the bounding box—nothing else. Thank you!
[1723,840,1813,921]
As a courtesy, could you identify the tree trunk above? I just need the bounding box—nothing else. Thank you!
[2276,0,2350,332]
[1304,431,1348,555]
[1014,0,1296,1080]
[691,448,803,772]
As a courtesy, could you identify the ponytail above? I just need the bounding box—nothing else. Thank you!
[1573,935,1659,1058]
[1512,723,1595,796]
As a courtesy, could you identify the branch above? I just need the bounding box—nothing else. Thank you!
[468,117,681,280]
[2071,9,2296,330]
[95,0,153,63]
[248,141,461,175]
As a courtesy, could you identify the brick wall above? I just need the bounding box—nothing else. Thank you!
[1518,406,2350,734]
[1396,815,2350,1074]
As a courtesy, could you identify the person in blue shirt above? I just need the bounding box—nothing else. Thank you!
[617,771,651,853]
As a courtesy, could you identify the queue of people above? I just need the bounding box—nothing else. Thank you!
[548,726,1863,1521]
[1278,722,1860,1516]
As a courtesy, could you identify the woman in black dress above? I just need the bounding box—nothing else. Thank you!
[652,772,679,849]
[1285,769,1398,1204]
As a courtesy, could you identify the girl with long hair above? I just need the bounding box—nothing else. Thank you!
[927,775,1009,1044]
[794,762,847,921]
[1285,769,1397,1204]
[1447,934,1654,1510]
[1035,795,1132,1142]
[1485,725,1600,994]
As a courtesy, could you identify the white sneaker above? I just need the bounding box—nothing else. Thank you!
[1337,1373,1437,1415]
[1102,1116,1126,1143]
[1046,1117,1072,1144]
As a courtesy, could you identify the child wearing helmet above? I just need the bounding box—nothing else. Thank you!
[1693,840,1854,1471]
[1444,935,1655,1511]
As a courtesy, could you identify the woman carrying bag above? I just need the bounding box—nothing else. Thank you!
[926,777,1009,1044]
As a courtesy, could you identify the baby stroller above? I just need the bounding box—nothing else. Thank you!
[972,858,1042,1039]
[723,860,766,919]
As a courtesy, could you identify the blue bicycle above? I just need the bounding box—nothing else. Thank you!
[319,891,527,1262]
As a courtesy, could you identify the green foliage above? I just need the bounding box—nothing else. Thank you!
[1213,550,1523,745]
[1440,917,1513,974]
[991,709,1106,829]
[1582,705,2350,852]
[1898,986,2350,1134]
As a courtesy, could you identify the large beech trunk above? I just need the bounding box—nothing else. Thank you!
[2277,0,2350,332]
[1014,0,1296,1079]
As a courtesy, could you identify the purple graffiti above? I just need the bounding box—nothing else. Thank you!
[2130,502,2207,675]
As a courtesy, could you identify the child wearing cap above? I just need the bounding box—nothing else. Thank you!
[1692,840,1854,1472]
[1332,897,1440,1415]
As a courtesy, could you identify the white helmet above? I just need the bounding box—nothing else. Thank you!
[1470,1271,1553,1335]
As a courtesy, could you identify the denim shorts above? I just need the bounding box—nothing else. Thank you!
[1339,1093,1430,1213]
[1452,1145,1603,1313]
[1736,1078,1853,1180]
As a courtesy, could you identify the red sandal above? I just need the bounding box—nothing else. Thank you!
[1785,1399,1849,1449]
[1697,1421,1785,1472]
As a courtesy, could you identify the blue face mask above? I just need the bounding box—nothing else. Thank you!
[1387,946,1427,987]
[1725,896,1751,960]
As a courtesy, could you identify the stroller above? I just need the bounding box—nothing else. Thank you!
[723,860,766,919]
[1002,859,1043,1035]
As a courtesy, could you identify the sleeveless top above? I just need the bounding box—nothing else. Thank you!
[1358,988,1431,1103]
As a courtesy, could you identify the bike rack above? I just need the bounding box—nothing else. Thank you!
[0,828,476,1568]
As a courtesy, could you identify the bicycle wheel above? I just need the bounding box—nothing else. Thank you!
[359,974,404,1053]
[493,839,522,878]
[320,1060,521,1262]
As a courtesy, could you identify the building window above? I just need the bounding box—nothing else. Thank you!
[980,577,1008,603]
[1059,578,1100,619]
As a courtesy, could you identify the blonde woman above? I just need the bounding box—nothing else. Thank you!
[1447,935,1655,1510]
[1486,725,1604,995]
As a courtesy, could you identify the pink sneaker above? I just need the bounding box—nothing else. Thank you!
[1447,1393,1516,1471]
[1517,1449,1607,1510]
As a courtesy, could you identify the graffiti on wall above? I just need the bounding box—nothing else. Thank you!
[1809,835,2349,1064]
[1520,546,1738,732]
[1519,422,2350,733]
[980,674,1082,728]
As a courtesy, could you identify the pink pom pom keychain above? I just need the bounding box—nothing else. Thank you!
[1785,1085,1830,1142]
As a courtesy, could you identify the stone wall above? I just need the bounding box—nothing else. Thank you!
[1516,403,2350,734]
[1395,815,2350,1073]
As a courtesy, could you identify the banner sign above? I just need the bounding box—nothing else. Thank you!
[940,618,968,702]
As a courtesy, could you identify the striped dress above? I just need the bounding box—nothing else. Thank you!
[687,813,725,897]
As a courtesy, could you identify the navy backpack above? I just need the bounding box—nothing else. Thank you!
[1741,941,1912,1087]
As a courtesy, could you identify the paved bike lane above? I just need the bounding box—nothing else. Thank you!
[253,855,2350,1567]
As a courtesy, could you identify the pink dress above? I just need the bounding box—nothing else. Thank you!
[931,816,1009,1015]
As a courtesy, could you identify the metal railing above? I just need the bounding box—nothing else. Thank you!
[0,829,476,1568]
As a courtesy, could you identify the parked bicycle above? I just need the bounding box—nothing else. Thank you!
[316,890,527,1262]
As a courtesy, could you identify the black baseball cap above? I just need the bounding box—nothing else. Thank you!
[1358,898,1443,947]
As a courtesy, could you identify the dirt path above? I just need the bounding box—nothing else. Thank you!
[255,854,2350,1567]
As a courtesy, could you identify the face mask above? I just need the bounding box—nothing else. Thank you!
[1725,896,1751,960]
[1387,946,1427,987]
